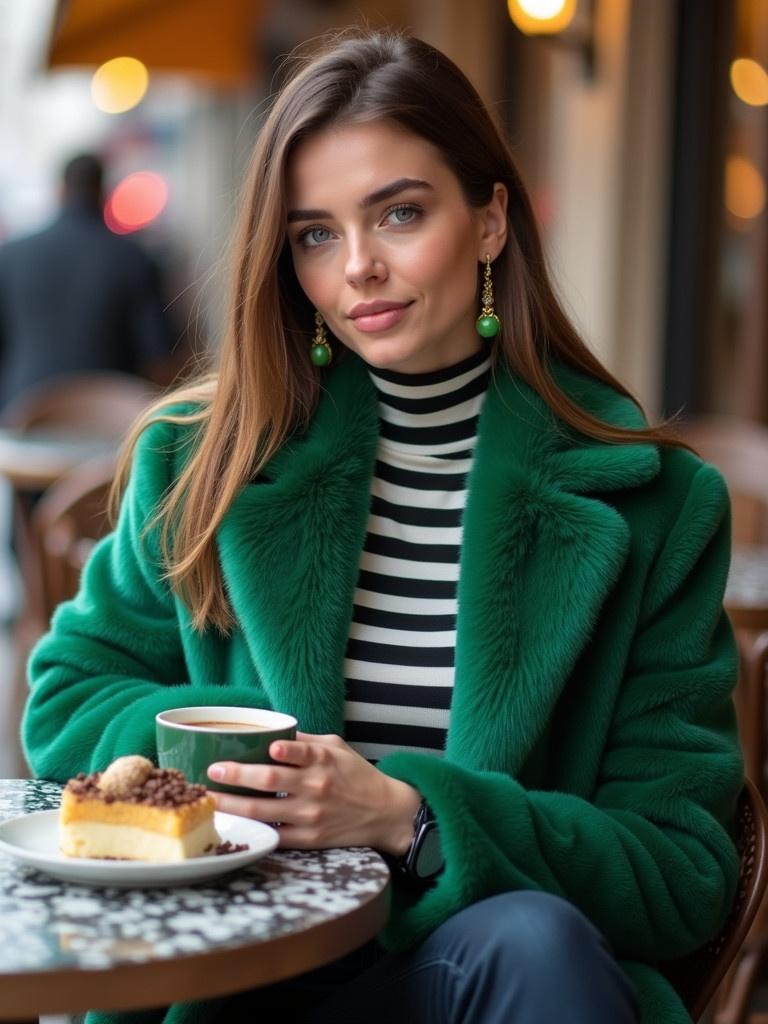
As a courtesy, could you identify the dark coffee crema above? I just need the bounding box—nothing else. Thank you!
[184,721,272,731]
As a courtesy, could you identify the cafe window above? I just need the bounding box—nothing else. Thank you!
[663,0,767,422]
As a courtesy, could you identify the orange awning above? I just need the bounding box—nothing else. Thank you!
[47,0,264,87]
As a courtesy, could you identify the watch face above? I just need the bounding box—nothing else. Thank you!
[415,822,444,879]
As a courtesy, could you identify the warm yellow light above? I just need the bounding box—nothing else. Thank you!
[725,156,765,220]
[507,0,577,35]
[730,58,768,107]
[91,57,149,114]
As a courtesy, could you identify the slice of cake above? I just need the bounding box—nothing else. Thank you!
[59,755,220,862]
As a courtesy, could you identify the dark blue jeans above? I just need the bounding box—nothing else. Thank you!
[88,891,641,1024]
[266,890,641,1023]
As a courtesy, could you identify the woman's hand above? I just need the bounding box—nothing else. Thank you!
[207,731,421,855]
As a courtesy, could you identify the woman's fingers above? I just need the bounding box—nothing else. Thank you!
[211,791,301,823]
[207,759,293,792]
[270,739,332,766]
[295,731,345,747]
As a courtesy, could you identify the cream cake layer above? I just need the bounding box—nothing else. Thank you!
[59,818,221,861]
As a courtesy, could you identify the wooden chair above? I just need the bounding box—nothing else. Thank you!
[709,637,768,1024]
[662,779,768,1022]
[0,371,156,440]
[732,632,768,793]
[0,373,154,630]
[29,455,117,623]
[5,456,118,778]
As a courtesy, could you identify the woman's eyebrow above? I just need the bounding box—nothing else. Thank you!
[287,177,433,224]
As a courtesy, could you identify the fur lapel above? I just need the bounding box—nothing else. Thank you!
[448,366,659,772]
[217,354,661,769]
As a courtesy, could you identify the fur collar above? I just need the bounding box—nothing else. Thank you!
[217,354,660,772]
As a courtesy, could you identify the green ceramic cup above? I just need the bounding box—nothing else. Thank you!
[155,706,298,797]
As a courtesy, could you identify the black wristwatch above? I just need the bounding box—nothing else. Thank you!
[399,798,444,884]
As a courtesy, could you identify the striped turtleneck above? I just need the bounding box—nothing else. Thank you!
[343,346,492,762]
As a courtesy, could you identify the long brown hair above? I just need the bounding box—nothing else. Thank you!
[115,29,684,634]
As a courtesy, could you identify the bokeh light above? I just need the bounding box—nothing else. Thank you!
[725,155,766,221]
[730,58,768,107]
[507,0,577,35]
[105,172,168,234]
[91,57,149,114]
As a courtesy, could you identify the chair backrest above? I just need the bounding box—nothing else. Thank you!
[733,631,768,789]
[674,416,768,545]
[1,373,154,629]
[0,371,155,440]
[662,778,768,1019]
[30,456,116,620]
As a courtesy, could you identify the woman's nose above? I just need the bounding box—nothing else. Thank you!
[345,236,387,287]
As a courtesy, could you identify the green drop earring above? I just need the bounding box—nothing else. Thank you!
[310,310,333,367]
[475,254,501,339]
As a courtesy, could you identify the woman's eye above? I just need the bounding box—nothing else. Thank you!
[300,226,333,248]
[385,204,420,226]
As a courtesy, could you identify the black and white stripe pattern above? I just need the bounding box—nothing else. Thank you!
[343,348,491,762]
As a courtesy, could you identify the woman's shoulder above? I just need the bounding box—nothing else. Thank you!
[135,376,214,444]
[546,358,727,508]
[550,358,648,432]
[132,403,204,465]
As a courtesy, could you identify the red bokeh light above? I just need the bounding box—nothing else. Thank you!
[105,171,168,234]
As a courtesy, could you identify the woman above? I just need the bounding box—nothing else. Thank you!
[23,30,742,1024]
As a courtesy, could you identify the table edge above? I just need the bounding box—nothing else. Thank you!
[0,879,390,1017]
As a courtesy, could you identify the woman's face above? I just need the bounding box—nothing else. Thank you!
[286,120,507,374]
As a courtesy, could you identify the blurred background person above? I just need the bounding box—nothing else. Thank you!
[0,151,179,412]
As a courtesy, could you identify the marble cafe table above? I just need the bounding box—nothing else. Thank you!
[0,780,390,1021]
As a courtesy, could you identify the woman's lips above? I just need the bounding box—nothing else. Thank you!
[350,302,413,333]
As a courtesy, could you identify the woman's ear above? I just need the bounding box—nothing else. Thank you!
[477,182,509,260]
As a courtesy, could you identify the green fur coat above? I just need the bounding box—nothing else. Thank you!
[23,353,743,1024]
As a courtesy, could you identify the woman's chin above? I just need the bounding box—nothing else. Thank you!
[342,338,448,375]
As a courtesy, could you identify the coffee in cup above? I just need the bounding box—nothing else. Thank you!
[185,721,272,731]
[155,706,298,796]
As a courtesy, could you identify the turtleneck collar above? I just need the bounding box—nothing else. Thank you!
[367,346,489,389]
[366,346,492,455]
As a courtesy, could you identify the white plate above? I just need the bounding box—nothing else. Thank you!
[0,810,279,887]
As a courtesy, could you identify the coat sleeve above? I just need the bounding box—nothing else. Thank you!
[377,460,743,962]
[22,416,270,781]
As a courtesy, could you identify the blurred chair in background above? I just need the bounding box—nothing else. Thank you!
[1,370,156,441]
[717,637,768,1024]
[30,454,117,625]
[0,370,152,630]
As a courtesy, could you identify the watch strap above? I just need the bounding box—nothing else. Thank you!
[399,797,443,883]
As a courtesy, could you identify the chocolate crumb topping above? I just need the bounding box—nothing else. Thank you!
[66,767,208,807]
[215,840,250,855]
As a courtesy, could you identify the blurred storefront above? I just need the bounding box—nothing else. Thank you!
[663,0,767,422]
[32,0,768,422]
